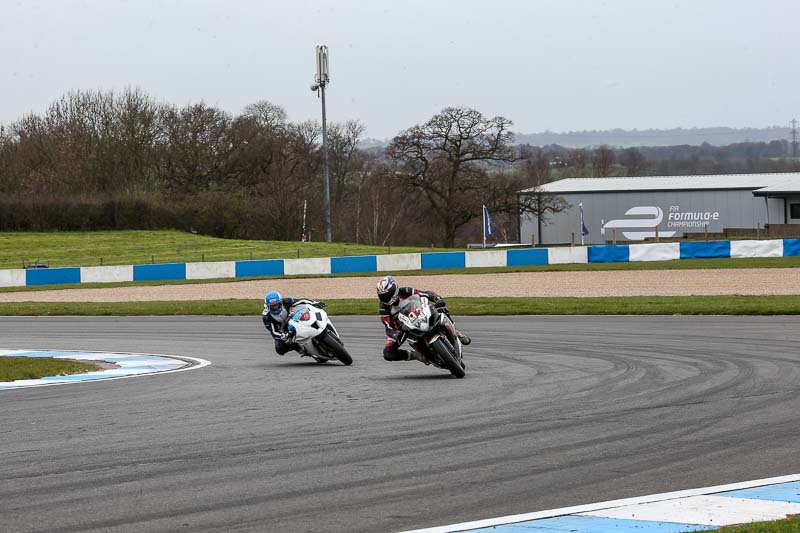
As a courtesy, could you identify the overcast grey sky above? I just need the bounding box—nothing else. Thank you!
[1,0,798,139]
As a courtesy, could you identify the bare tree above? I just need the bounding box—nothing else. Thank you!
[327,119,365,207]
[592,145,615,177]
[568,148,588,176]
[621,147,646,176]
[385,107,516,247]
[519,145,551,184]
[160,102,232,193]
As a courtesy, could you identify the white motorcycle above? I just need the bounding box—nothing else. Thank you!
[396,294,465,378]
[285,303,353,365]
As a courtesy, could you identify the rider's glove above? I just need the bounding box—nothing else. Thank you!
[316,301,326,308]
[434,298,447,309]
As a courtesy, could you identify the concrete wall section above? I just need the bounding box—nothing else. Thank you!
[588,245,630,263]
[284,257,331,276]
[680,241,731,259]
[26,267,81,286]
[506,248,549,266]
[331,255,377,274]
[376,253,422,272]
[730,240,783,259]
[185,261,237,280]
[548,247,589,264]
[465,250,507,268]
[629,243,680,262]
[421,252,466,270]
[133,263,187,282]
[235,259,284,278]
[80,265,134,284]
[0,269,26,287]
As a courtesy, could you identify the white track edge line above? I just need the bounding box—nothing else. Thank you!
[398,473,800,533]
[0,349,211,390]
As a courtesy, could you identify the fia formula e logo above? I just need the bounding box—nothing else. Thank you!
[601,206,677,241]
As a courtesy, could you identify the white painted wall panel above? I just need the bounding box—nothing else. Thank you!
[465,250,507,268]
[284,257,331,276]
[629,242,681,262]
[547,247,588,264]
[0,269,26,287]
[185,261,236,280]
[80,265,134,284]
[376,253,422,272]
[730,239,783,258]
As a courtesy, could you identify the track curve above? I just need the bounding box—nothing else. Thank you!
[1,315,800,533]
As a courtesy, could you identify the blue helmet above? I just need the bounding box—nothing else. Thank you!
[264,291,283,315]
[376,276,399,305]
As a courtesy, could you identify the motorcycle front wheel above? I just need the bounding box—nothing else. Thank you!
[430,337,465,378]
[318,331,354,366]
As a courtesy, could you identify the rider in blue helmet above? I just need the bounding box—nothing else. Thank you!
[262,290,326,355]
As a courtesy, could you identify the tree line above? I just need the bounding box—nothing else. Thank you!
[2,88,796,246]
[0,89,562,247]
[516,141,800,183]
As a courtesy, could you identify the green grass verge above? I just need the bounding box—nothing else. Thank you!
[0,356,99,381]
[1,295,799,316]
[0,229,451,269]
[690,516,800,532]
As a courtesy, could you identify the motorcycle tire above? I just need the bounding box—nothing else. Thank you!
[318,331,353,366]
[430,337,465,378]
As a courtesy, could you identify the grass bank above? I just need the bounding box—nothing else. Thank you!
[1,295,798,316]
[690,516,800,532]
[0,230,450,269]
[0,357,99,381]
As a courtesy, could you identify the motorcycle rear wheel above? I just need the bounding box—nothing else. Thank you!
[318,331,353,366]
[430,337,465,378]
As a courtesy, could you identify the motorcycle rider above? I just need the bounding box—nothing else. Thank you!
[376,275,471,364]
[262,290,326,355]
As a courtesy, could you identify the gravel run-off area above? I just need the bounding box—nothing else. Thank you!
[1,268,799,302]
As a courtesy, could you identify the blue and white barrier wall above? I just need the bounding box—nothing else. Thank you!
[1,238,798,287]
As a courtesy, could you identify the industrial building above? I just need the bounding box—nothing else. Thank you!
[520,173,800,245]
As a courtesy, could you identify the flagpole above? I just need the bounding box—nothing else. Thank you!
[580,202,585,246]
[482,205,486,249]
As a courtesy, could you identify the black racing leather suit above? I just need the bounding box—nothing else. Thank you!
[379,287,448,361]
[262,297,324,355]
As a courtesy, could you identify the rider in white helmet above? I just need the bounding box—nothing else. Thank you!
[376,275,471,364]
[262,290,326,355]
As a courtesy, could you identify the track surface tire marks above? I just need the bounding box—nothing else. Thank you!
[1,316,799,533]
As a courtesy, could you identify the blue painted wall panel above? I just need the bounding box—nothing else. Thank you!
[680,240,731,259]
[133,263,187,281]
[588,245,630,263]
[784,238,800,257]
[26,267,81,286]
[235,259,285,277]
[331,255,377,274]
[506,248,549,266]
[421,252,465,270]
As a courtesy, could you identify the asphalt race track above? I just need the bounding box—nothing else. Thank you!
[2,315,800,533]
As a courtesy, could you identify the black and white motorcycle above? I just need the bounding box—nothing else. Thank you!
[396,294,466,378]
[285,303,353,365]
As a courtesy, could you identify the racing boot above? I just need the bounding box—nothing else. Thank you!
[409,350,431,365]
[457,332,471,346]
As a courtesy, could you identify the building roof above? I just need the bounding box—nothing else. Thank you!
[522,173,800,195]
